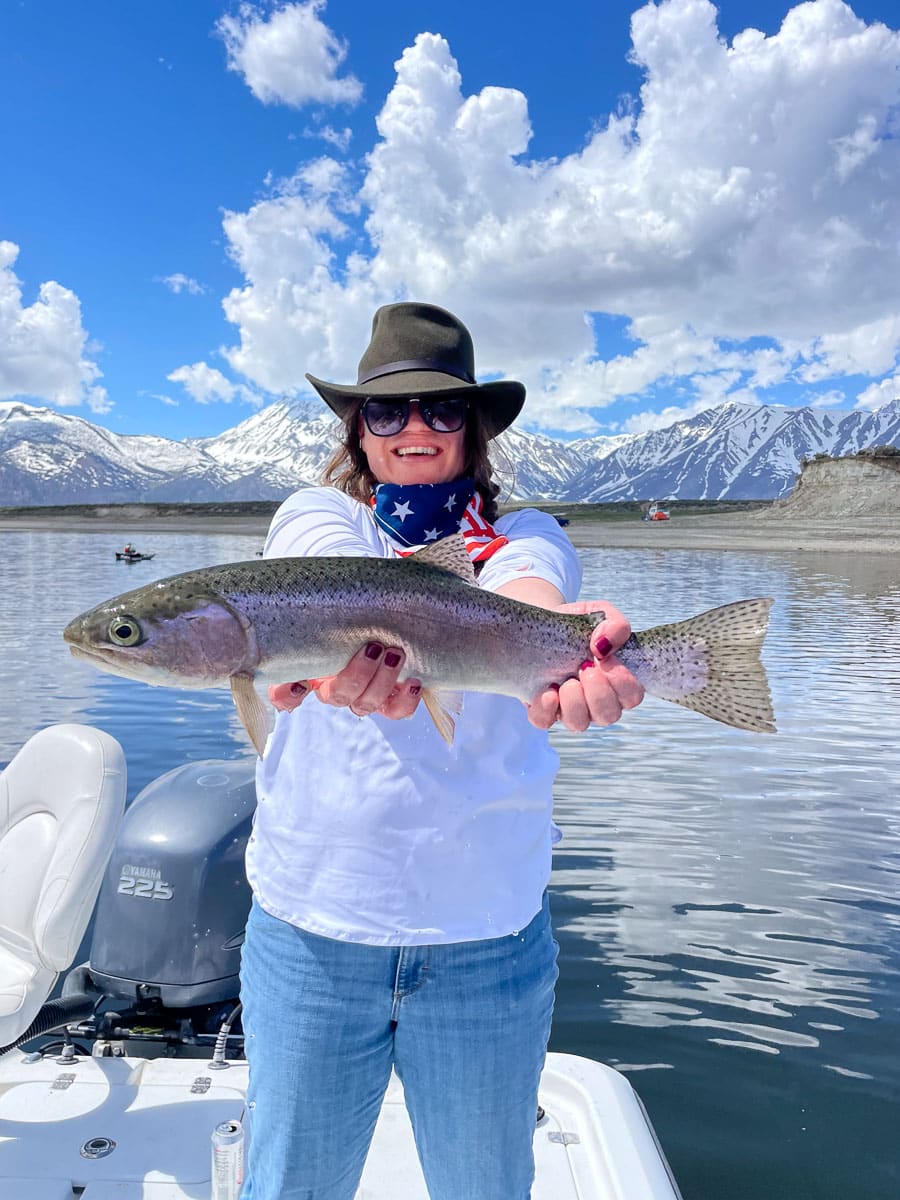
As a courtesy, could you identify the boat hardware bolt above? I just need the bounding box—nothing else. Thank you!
[80,1137,117,1159]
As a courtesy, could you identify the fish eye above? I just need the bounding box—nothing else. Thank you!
[108,615,143,646]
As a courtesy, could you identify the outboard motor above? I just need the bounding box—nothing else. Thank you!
[87,759,256,1008]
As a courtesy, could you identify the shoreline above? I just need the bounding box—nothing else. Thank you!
[564,512,897,555]
[0,507,895,554]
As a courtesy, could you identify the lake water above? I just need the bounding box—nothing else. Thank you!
[2,530,898,1199]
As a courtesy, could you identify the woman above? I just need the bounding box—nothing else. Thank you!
[240,302,644,1200]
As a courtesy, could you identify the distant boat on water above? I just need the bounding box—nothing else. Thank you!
[644,501,671,522]
[115,545,155,562]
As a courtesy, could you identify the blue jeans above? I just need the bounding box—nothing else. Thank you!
[239,895,558,1200]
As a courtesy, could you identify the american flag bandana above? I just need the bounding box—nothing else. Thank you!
[371,480,508,563]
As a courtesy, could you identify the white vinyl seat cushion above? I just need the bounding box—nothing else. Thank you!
[0,724,126,1045]
[0,943,51,1030]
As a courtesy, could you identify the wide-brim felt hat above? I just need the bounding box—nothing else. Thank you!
[305,302,525,438]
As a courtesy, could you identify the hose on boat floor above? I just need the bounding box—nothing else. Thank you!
[0,993,96,1058]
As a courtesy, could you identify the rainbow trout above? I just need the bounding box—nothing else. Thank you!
[63,535,775,753]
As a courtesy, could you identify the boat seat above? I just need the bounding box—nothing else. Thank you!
[0,725,126,1047]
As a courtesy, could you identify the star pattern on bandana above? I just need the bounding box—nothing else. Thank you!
[372,480,476,549]
[370,481,509,561]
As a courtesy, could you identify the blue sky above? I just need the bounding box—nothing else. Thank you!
[1,0,899,443]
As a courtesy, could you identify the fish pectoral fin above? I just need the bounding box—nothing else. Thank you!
[230,673,269,756]
[422,688,462,746]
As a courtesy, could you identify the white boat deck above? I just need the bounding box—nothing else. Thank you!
[0,1050,679,1199]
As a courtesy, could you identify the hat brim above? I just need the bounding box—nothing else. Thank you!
[305,371,525,439]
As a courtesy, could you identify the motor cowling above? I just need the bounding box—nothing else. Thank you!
[88,759,256,1008]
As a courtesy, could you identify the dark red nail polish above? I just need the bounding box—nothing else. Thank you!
[549,683,560,692]
[365,642,383,660]
[384,650,401,668]
[290,681,307,695]
[594,636,613,658]
[409,683,421,697]
[579,659,595,672]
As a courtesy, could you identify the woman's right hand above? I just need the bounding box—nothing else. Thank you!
[268,641,422,720]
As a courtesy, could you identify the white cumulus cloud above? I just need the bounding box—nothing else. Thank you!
[303,124,353,151]
[157,273,206,296]
[217,1,362,109]
[167,361,261,406]
[0,240,105,409]
[213,0,900,433]
[855,374,900,409]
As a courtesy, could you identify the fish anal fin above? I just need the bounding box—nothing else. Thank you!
[422,688,461,745]
[230,673,270,756]
[411,533,475,583]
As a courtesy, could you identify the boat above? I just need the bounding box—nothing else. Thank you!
[645,503,671,522]
[0,725,683,1199]
[115,551,156,562]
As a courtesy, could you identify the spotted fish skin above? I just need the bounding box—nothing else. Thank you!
[63,536,775,751]
[63,553,598,699]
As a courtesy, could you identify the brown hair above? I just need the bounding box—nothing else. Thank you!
[322,398,502,522]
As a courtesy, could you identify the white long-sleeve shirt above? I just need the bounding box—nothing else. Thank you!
[247,487,582,945]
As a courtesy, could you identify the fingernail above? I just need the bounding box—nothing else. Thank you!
[384,650,401,668]
[290,681,307,695]
[409,683,421,697]
[365,642,383,660]
[549,683,560,692]
[579,659,595,672]
[594,636,613,659]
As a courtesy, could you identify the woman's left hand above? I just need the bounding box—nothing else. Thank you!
[526,600,645,732]
[267,642,423,720]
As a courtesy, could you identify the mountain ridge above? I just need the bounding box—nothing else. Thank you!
[1,396,898,507]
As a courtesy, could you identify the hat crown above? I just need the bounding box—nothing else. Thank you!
[357,303,475,385]
[305,300,525,438]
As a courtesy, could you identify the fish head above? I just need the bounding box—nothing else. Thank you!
[63,578,258,688]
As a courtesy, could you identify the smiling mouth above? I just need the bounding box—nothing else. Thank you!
[394,446,440,456]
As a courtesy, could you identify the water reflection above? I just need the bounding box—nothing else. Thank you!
[547,547,900,1196]
[0,531,261,782]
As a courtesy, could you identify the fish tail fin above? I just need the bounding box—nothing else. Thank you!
[625,598,776,733]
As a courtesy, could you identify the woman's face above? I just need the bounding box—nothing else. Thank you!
[358,399,468,486]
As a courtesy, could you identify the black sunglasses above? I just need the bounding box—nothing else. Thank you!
[361,396,468,437]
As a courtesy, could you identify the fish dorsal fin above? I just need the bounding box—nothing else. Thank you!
[410,532,475,583]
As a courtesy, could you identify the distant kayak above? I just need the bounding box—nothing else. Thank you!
[115,551,155,562]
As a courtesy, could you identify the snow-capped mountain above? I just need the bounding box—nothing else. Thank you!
[190,399,341,499]
[0,402,228,505]
[1,396,898,507]
[562,399,900,501]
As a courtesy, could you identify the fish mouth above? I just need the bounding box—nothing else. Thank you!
[63,619,116,667]
[66,641,112,667]
[63,617,85,647]
[65,639,166,688]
